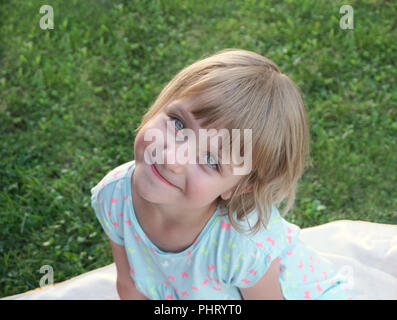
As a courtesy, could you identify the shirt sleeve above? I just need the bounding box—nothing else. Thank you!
[226,238,273,289]
[227,205,300,289]
[91,181,125,246]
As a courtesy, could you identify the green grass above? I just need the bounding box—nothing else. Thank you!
[0,0,396,298]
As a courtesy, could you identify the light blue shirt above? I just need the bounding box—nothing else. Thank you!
[91,160,355,300]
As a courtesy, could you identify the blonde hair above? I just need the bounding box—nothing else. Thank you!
[135,48,311,235]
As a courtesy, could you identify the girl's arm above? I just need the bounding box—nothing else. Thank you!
[109,239,150,300]
[239,257,284,300]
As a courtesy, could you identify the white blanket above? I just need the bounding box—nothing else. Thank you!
[2,220,397,300]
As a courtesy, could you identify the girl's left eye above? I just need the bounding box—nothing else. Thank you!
[206,153,219,171]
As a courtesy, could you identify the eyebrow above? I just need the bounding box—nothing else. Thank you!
[167,103,194,127]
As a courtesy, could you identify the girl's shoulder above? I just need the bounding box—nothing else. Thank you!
[90,160,135,246]
[90,160,135,199]
[220,204,301,255]
[211,205,301,288]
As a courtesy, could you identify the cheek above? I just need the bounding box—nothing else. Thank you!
[185,170,222,201]
[134,131,150,163]
[135,118,164,157]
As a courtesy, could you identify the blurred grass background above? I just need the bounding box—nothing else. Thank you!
[0,0,396,297]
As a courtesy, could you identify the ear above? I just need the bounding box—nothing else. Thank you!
[245,184,254,193]
[220,183,253,201]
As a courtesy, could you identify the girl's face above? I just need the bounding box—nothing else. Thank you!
[133,96,244,210]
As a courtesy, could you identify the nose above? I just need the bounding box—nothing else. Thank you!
[163,140,192,174]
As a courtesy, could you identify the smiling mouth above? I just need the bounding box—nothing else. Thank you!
[150,164,178,188]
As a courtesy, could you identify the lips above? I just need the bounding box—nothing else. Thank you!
[150,164,178,189]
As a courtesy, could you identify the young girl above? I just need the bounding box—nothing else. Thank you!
[90,49,355,300]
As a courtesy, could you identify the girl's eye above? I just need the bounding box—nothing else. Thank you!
[206,153,219,171]
[170,116,219,171]
[172,117,184,131]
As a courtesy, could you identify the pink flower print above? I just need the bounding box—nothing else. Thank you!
[187,251,192,257]
[119,212,124,217]
[287,236,292,244]
[303,274,307,282]
[111,197,118,204]
[298,260,303,269]
[286,227,292,234]
[164,281,170,286]
[113,170,121,178]
[267,255,272,261]
[212,286,222,291]
[165,295,174,300]
[135,235,140,243]
[309,254,313,261]
[221,220,231,231]
[113,222,119,227]
[191,286,198,291]
[304,290,311,299]
[193,238,198,245]
[256,242,263,248]
[323,271,328,280]
[107,210,111,217]
[266,236,275,247]
[248,269,257,276]
[219,206,224,214]
[241,279,250,285]
[208,264,215,272]
[181,291,189,297]
[167,275,175,282]
[347,296,353,300]
[181,271,189,278]
[310,264,315,273]
[316,279,323,293]
[286,250,294,256]
[123,195,128,201]
[202,279,209,286]
[130,268,135,275]
[125,220,131,226]
[316,258,321,264]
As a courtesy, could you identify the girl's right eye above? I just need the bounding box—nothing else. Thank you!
[171,117,184,131]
